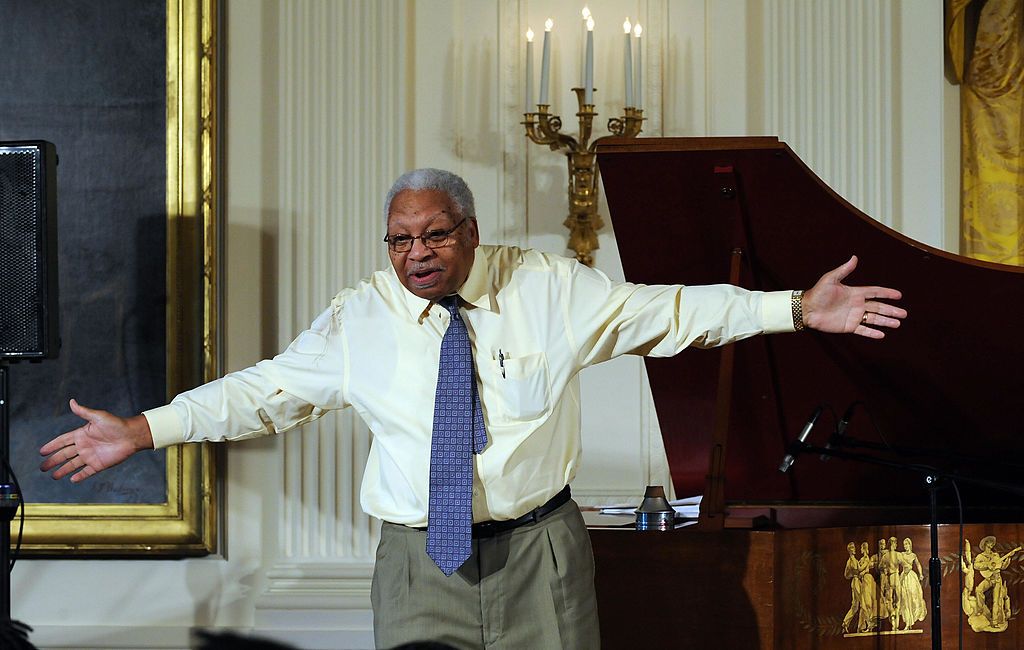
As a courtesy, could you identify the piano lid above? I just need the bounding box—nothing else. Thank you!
[598,137,1024,523]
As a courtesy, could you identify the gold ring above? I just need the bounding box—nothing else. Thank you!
[861,313,869,324]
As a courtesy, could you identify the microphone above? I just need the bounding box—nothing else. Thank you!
[821,402,856,461]
[778,405,823,473]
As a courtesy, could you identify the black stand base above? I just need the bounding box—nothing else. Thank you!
[0,618,35,649]
[0,487,14,623]
[0,362,11,623]
[1,363,35,649]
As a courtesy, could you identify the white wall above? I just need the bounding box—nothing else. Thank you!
[15,2,955,648]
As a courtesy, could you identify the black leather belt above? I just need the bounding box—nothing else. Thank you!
[411,485,572,539]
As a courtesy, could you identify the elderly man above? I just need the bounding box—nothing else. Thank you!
[40,168,906,649]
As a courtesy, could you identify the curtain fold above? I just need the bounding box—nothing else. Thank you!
[947,0,1024,264]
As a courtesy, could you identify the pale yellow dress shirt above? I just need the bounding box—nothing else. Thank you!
[144,244,795,527]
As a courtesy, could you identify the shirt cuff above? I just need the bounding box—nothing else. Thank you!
[143,404,186,449]
[762,290,797,333]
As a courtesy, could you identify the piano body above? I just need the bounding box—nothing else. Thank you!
[590,137,1024,648]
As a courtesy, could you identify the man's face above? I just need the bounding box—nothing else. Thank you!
[386,189,479,301]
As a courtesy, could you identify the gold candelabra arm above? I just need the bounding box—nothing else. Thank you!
[524,106,579,151]
[605,106,644,140]
[522,89,643,266]
[523,110,557,149]
[572,88,596,150]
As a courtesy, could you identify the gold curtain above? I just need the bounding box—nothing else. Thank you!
[947,0,1024,264]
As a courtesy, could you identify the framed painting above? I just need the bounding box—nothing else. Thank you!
[0,0,219,555]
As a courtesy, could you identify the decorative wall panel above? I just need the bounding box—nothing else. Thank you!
[264,0,404,595]
[762,0,895,226]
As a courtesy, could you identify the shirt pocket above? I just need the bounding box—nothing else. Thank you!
[487,352,551,423]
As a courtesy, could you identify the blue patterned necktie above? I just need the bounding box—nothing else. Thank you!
[426,295,488,576]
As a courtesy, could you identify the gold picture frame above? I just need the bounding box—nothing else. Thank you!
[18,0,219,556]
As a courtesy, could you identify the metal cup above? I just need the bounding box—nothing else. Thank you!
[635,485,675,531]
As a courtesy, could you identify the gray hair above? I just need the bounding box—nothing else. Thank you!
[383,168,476,224]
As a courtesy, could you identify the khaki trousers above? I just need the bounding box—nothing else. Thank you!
[371,500,600,650]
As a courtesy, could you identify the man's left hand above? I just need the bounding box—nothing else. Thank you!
[802,255,906,339]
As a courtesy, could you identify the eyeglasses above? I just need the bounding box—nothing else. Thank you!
[383,217,468,253]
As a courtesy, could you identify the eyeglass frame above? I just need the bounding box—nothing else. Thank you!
[383,216,469,253]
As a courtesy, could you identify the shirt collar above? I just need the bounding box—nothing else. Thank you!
[458,247,494,312]
[393,246,496,323]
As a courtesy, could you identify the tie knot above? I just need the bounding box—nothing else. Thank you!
[440,295,460,317]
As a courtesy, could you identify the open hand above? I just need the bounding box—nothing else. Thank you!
[802,255,907,339]
[39,399,153,483]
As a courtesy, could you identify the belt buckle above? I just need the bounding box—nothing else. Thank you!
[474,520,498,538]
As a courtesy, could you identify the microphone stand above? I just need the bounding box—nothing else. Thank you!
[783,436,1024,650]
[0,362,12,622]
[0,362,30,649]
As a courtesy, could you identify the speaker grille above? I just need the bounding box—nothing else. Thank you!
[0,146,44,355]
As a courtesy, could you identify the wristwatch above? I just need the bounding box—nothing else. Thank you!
[791,290,805,331]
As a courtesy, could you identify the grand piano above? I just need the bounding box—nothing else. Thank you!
[590,137,1024,648]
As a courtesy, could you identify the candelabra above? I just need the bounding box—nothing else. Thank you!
[524,88,643,266]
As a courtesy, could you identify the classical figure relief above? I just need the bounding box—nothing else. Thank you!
[884,535,903,630]
[842,542,862,634]
[875,538,891,622]
[856,541,878,633]
[962,536,1022,633]
[842,536,926,637]
[896,538,927,631]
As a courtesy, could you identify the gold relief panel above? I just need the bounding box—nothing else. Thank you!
[839,536,927,637]
[789,540,927,640]
[783,528,1024,646]
[960,536,1023,633]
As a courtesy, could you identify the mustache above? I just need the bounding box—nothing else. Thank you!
[407,262,445,276]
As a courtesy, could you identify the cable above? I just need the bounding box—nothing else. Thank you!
[0,618,36,650]
[1,453,24,572]
[859,401,895,451]
[951,478,964,650]
[824,403,838,434]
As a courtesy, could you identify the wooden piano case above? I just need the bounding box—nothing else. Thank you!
[590,138,1024,648]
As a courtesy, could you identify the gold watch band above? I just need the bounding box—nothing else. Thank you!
[791,290,805,331]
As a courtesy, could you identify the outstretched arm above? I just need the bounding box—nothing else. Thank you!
[39,399,154,483]
[802,255,907,339]
[1000,546,1022,567]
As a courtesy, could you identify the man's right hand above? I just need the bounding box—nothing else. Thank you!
[39,399,155,483]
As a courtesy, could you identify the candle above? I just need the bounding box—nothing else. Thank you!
[633,23,643,110]
[525,28,535,111]
[585,17,594,104]
[623,18,633,107]
[539,18,553,105]
[580,6,591,87]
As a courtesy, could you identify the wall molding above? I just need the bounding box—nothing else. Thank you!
[264,0,405,621]
[762,0,895,225]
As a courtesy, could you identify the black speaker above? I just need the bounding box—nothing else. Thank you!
[0,141,59,360]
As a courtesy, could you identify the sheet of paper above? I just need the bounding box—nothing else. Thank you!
[597,495,702,518]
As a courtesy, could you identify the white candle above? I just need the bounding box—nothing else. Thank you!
[634,23,643,110]
[539,18,553,105]
[580,6,590,87]
[623,18,633,107]
[585,17,594,104]
[581,6,589,87]
[525,28,535,111]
